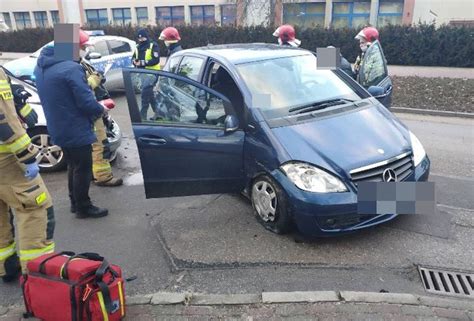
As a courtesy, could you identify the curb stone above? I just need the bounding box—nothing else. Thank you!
[392,107,474,119]
[126,294,152,305]
[150,292,187,305]
[2,291,473,317]
[262,291,340,303]
[340,291,419,305]
[191,293,261,305]
[417,295,474,311]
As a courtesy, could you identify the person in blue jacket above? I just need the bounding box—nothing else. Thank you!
[34,41,109,219]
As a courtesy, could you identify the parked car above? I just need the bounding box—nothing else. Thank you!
[2,66,122,172]
[122,44,430,237]
[3,31,135,91]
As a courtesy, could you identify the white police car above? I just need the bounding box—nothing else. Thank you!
[2,66,122,172]
[3,31,136,91]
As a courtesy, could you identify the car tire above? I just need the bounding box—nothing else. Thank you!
[28,127,67,173]
[251,175,292,234]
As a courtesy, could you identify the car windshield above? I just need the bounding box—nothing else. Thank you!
[237,54,361,119]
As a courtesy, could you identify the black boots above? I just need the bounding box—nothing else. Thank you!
[2,254,21,283]
[75,205,109,219]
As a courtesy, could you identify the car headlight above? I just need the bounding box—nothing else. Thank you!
[409,131,426,167]
[281,162,348,193]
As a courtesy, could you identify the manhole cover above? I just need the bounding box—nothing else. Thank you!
[418,266,474,299]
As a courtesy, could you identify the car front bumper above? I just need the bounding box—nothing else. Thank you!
[272,156,431,237]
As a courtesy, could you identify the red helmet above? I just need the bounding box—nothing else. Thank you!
[273,24,296,42]
[159,27,181,42]
[355,26,379,42]
[79,29,90,47]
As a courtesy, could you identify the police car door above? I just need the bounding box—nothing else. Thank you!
[123,67,245,198]
[359,40,393,108]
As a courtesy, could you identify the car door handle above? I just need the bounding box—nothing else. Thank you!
[138,136,167,145]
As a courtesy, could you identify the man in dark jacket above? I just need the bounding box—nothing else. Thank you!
[34,44,109,219]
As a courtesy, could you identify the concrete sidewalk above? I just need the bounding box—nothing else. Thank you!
[1,51,472,79]
[1,291,472,320]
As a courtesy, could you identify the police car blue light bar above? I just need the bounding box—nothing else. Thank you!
[85,30,105,36]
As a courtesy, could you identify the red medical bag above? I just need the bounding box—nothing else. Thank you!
[21,252,126,321]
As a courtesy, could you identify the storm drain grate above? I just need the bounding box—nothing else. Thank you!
[418,266,474,299]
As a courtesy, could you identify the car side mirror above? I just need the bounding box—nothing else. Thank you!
[86,52,102,60]
[368,85,385,97]
[224,115,239,134]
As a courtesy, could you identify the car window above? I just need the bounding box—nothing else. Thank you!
[359,41,387,88]
[89,40,110,57]
[131,71,227,127]
[237,54,361,119]
[177,56,204,82]
[167,56,181,74]
[108,40,131,54]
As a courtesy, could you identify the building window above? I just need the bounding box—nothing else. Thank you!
[50,10,60,24]
[34,11,48,28]
[136,7,148,25]
[155,6,185,26]
[112,8,131,26]
[377,0,403,27]
[283,2,326,28]
[2,13,12,28]
[14,12,32,29]
[190,5,215,26]
[332,1,370,28]
[221,5,236,25]
[85,9,108,27]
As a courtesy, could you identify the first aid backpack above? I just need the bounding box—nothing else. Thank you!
[21,251,126,321]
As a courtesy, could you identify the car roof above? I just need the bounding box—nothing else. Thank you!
[179,43,311,65]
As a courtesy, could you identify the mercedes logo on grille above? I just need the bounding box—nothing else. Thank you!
[382,168,397,182]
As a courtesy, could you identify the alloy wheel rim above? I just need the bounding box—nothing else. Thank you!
[31,133,63,168]
[252,180,277,222]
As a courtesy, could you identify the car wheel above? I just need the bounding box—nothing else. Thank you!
[251,175,292,234]
[28,127,66,173]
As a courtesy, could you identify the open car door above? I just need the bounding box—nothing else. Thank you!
[359,40,393,108]
[123,68,245,198]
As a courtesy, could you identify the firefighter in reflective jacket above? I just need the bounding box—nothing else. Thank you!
[80,30,123,187]
[132,28,161,120]
[0,68,54,282]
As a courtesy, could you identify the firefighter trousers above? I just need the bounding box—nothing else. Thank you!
[0,161,55,275]
[92,117,113,183]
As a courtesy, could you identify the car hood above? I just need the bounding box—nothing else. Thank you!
[3,56,37,78]
[271,103,411,176]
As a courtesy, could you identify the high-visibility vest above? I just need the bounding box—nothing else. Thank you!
[134,43,161,71]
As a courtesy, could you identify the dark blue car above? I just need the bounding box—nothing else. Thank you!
[123,44,430,237]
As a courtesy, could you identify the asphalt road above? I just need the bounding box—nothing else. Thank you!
[0,95,473,306]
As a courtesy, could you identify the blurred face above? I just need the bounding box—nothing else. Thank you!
[138,36,147,43]
[359,38,369,52]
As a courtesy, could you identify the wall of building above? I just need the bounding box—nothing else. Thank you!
[412,0,474,25]
[2,0,474,31]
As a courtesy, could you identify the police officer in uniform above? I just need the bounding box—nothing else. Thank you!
[132,29,161,120]
[0,68,55,282]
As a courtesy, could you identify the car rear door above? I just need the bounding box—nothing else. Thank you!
[123,67,245,198]
[105,39,134,88]
[359,40,393,107]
